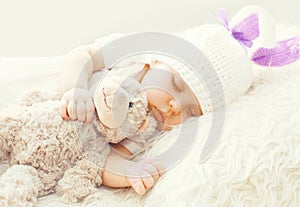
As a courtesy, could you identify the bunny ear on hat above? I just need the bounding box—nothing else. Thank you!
[228,6,277,49]
[218,8,260,48]
[252,36,300,67]
[220,6,300,67]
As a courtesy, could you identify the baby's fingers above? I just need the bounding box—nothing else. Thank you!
[141,170,155,190]
[59,100,69,120]
[77,100,95,123]
[148,159,167,177]
[128,171,155,195]
[143,163,160,181]
[76,102,86,122]
[132,180,146,195]
[67,101,77,120]
[129,178,146,195]
[85,100,95,123]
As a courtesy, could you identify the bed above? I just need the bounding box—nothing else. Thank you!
[0,23,300,207]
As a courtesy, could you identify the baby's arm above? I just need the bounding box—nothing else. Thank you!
[59,43,105,93]
[59,43,105,122]
[102,145,166,195]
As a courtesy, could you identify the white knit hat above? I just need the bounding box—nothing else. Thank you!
[97,6,277,115]
[149,25,253,114]
[143,6,276,114]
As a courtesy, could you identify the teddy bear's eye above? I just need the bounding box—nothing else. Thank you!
[129,102,134,108]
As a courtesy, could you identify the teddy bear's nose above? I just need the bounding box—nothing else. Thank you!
[129,102,134,108]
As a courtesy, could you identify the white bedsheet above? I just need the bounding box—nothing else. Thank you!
[0,56,63,109]
[1,24,300,207]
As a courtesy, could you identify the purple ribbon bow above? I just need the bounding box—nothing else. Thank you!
[218,8,300,67]
[252,36,300,67]
[218,8,259,48]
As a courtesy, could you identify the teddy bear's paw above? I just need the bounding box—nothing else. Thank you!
[59,183,97,203]
[57,176,97,203]
[60,188,96,203]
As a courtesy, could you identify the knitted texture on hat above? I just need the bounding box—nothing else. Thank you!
[145,25,253,114]
[175,25,253,114]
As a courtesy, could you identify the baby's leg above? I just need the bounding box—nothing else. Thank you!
[0,165,44,207]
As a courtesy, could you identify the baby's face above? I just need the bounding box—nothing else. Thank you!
[138,61,202,131]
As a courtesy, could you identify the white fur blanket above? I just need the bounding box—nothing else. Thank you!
[1,24,300,207]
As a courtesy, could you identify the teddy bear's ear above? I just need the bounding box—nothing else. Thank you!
[95,81,130,129]
[134,63,150,83]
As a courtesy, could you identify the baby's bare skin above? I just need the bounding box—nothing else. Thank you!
[59,43,166,195]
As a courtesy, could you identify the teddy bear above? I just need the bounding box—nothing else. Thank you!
[0,78,157,206]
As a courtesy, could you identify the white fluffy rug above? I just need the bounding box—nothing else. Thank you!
[1,24,300,207]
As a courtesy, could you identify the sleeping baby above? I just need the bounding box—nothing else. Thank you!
[1,5,298,206]
[59,5,300,197]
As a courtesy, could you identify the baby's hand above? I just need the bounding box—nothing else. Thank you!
[60,88,95,123]
[126,158,166,195]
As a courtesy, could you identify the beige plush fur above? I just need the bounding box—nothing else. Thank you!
[0,79,157,206]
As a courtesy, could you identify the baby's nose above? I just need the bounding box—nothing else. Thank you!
[168,99,181,114]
